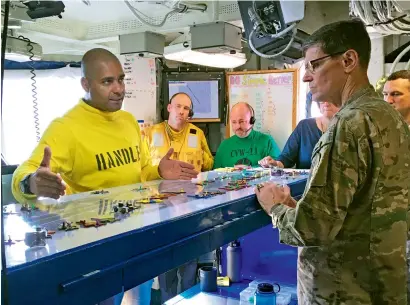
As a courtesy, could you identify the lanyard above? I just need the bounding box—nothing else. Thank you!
[164,121,189,159]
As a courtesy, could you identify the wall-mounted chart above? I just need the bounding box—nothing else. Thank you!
[226,70,298,150]
[119,54,157,126]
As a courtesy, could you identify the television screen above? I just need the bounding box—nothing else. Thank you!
[168,80,220,120]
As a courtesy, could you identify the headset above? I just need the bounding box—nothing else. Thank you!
[168,92,194,118]
[247,103,256,125]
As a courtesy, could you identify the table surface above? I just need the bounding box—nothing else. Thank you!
[3,168,309,269]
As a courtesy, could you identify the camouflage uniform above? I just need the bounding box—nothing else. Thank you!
[407,240,410,305]
[407,121,410,305]
[270,87,410,304]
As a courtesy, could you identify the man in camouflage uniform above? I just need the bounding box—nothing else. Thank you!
[383,70,410,125]
[383,70,410,302]
[255,20,410,305]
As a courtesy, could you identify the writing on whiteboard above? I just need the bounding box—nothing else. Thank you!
[230,75,268,86]
[119,54,157,122]
[242,75,267,86]
[230,75,240,85]
[230,75,292,87]
[269,75,292,85]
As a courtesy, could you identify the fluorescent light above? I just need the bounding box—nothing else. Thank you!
[164,43,247,69]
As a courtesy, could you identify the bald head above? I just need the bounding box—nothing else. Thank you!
[231,102,253,116]
[230,102,254,138]
[80,48,125,112]
[81,48,121,79]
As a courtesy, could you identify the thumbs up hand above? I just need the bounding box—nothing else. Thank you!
[158,148,198,180]
[29,146,66,199]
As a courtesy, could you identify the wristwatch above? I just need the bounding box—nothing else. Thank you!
[19,174,34,195]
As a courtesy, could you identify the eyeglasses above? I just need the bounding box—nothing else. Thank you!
[305,51,346,74]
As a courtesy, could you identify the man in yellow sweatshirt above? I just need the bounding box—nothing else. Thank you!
[144,92,213,173]
[11,48,198,305]
[143,92,213,302]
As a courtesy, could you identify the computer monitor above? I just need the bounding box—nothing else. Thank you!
[163,72,225,123]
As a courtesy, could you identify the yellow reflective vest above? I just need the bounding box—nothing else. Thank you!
[144,121,213,172]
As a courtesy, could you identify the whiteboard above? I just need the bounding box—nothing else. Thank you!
[227,70,297,150]
[119,54,157,127]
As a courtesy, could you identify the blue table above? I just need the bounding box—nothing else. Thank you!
[2,169,307,305]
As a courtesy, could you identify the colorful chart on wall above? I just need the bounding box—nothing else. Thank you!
[226,70,298,150]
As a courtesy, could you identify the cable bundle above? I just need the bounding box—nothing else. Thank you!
[124,0,206,28]
[350,0,410,35]
[247,1,298,59]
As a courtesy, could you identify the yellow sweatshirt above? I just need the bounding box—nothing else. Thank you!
[12,99,160,203]
[144,121,213,172]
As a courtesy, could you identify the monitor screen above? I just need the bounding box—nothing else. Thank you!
[168,80,220,120]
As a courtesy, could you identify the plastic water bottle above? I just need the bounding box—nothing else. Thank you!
[227,240,242,282]
[254,283,280,305]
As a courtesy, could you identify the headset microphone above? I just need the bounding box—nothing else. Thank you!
[243,125,253,133]
[235,125,253,136]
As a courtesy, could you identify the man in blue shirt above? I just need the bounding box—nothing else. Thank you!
[259,101,339,169]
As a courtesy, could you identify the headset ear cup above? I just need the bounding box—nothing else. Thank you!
[247,103,255,125]
[189,100,194,118]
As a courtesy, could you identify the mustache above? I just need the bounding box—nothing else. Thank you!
[109,94,125,100]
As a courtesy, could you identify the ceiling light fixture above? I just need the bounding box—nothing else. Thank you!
[164,42,247,69]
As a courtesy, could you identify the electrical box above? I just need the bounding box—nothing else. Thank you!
[238,0,308,60]
[279,0,305,24]
[119,31,165,58]
[190,22,242,54]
